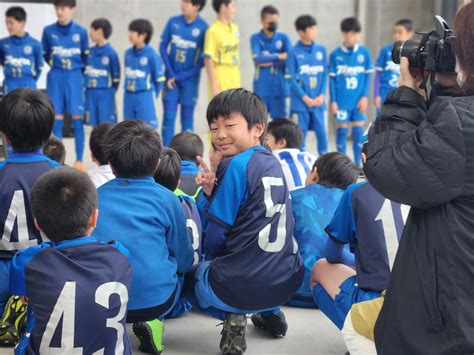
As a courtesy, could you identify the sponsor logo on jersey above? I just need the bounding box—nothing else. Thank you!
[85,65,108,77]
[316,51,323,61]
[140,57,148,66]
[23,46,32,55]
[192,28,200,37]
[336,65,365,76]
[276,40,282,50]
[125,67,146,79]
[299,64,325,75]
[5,55,31,67]
[52,46,81,57]
[357,54,365,63]
[171,35,197,49]
[101,56,110,65]
[72,34,81,43]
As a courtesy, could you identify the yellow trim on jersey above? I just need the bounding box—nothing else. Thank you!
[157,76,166,83]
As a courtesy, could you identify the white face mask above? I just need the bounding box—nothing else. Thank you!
[456,59,466,87]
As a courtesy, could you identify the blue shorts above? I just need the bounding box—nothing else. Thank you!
[291,109,325,131]
[0,259,11,318]
[335,108,366,124]
[46,68,85,116]
[162,79,199,107]
[3,77,37,94]
[85,88,117,126]
[261,96,288,118]
[124,90,158,128]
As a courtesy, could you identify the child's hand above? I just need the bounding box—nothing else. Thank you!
[374,96,381,109]
[196,156,215,196]
[167,78,176,89]
[314,94,324,107]
[357,97,368,114]
[277,52,288,61]
[330,102,339,114]
[303,95,315,107]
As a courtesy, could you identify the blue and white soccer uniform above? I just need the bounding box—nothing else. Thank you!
[0,34,43,93]
[160,15,208,146]
[0,151,59,316]
[184,147,304,320]
[375,44,400,105]
[272,148,316,191]
[85,43,120,125]
[11,237,132,355]
[313,182,406,329]
[124,45,165,128]
[250,30,291,118]
[287,41,328,153]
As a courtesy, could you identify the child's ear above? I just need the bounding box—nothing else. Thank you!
[34,218,43,234]
[305,168,319,186]
[87,209,99,233]
[254,123,265,138]
[276,138,287,149]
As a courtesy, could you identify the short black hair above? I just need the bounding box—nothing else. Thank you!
[169,132,204,165]
[153,148,181,191]
[395,18,414,33]
[212,0,232,13]
[90,123,114,166]
[91,18,112,39]
[191,0,206,11]
[128,19,153,44]
[31,168,98,243]
[5,6,26,22]
[261,5,278,19]
[103,120,162,178]
[295,15,317,32]
[313,152,358,189]
[267,119,302,149]
[54,0,76,8]
[0,89,54,152]
[43,136,66,165]
[341,17,361,33]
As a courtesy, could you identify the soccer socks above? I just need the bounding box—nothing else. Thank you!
[162,102,178,146]
[181,105,195,133]
[72,119,84,162]
[352,126,364,166]
[312,284,344,329]
[336,127,349,154]
[314,118,328,155]
[53,119,64,139]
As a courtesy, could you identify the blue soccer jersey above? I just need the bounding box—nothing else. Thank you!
[10,237,132,355]
[0,152,59,259]
[250,31,291,98]
[94,177,194,310]
[124,45,165,94]
[326,182,406,291]
[205,146,304,310]
[177,194,203,265]
[85,43,120,90]
[375,43,400,102]
[272,148,316,191]
[42,21,88,71]
[329,44,374,110]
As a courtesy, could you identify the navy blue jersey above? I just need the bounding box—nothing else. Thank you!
[41,21,88,70]
[10,237,132,354]
[124,45,165,93]
[0,34,43,80]
[85,43,120,90]
[206,147,304,310]
[250,31,291,98]
[0,152,59,259]
[177,194,203,264]
[326,182,405,291]
[375,44,400,96]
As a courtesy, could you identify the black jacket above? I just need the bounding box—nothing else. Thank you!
[364,86,474,354]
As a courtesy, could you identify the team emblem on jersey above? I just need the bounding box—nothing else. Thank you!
[73,34,81,43]
[140,57,148,66]
[276,40,282,50]
[316,51,323,61]
[192,28,200,37]
[23,46,32,55]
[357,54,365,63]
[102,56,110,65]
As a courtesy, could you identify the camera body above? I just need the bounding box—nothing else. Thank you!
[392,16,456,74]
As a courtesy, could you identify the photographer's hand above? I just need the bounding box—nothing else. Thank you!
[399,57,425,97]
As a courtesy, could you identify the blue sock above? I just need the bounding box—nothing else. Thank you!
[315,124,328,156]
[312,284,344,329]
[53,119,64,139]
[72,119,84,162]
[162,102,178,146]
[181,105,195,133]
[336,127,349,154]
[352,126,364,166]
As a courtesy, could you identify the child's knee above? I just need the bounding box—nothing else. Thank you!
[310,258,329,288]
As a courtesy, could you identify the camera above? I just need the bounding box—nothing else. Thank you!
[392,16,456,73]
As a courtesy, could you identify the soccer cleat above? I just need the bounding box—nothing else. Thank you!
[220,313,247,355]
[251,311,288,338]
[132,319,164,354]
[73,161,86,172]
[0,295,28,346]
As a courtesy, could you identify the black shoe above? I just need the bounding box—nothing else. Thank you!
[251,312,288,338]
[220,313,247,355]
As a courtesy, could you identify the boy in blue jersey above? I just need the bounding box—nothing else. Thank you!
[287,15,328,153]
[0,7,43,94]
[287,152,358,308]
[124,19,165,129]
[160,0,208,146]
[374,19,413,112]
[93,120,193,354]
[85,18,120,126]
[0,89,57,345]
[186,89,304,355]
[329,17,373,166]
[250,5,291,118]
[12,168,132,355]
[42,0,88,171]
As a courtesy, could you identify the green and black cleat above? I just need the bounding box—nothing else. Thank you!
[132,319,164,354]
[0,295,28,347]
[220,313,247,355]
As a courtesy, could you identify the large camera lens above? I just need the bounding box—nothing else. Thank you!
[392,40,420,68]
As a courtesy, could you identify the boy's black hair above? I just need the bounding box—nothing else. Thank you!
[261,5,278,19]
[395,18,414,33]
[340,17,361,33]
[212,0,232,13]
[191,0,206,12]
[91,18,113,39]
[128,19,153,44]
[5,6,26,22]
[102,120,162,178]
[153,148,181,191]
[31,167,98,243]
[267,118,302,149]
[90,123,114,166]
[313,152,358,189]
[0,88,54,152]
[207,88,268,132]
[169,132,204,165]
[295,14,317,32]
[43,136,66,165]
[54,0,76,8]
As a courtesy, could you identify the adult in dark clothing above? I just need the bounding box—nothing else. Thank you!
[363,3,474,354]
